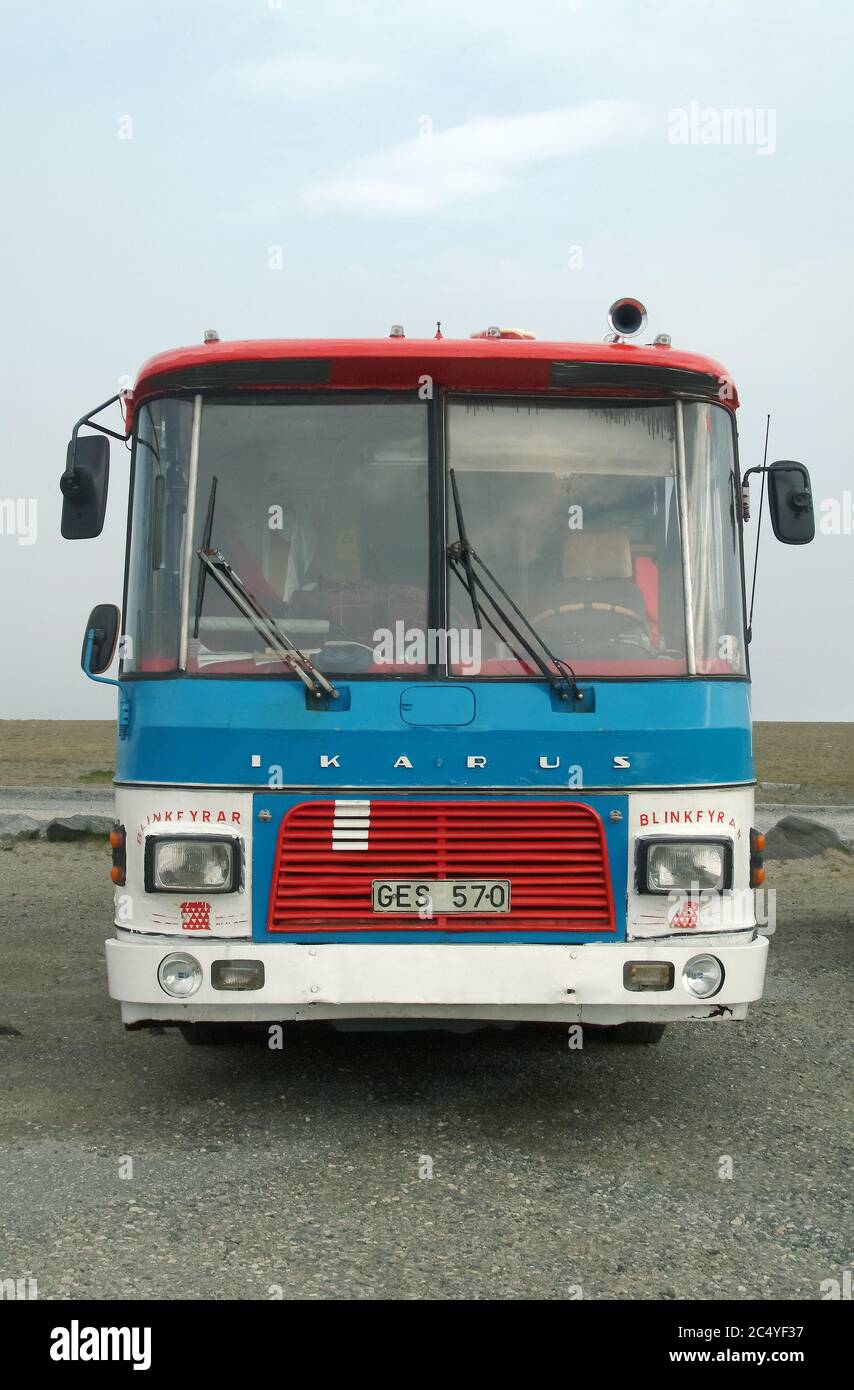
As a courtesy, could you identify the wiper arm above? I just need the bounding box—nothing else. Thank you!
[197,546,339,700]
[192,478,337,701]
[447,468,580,704]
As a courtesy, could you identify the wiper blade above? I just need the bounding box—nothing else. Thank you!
[447,468,580,703]
[192,475,218,640]
[193,476,337,700]
[449,469,483,631]
[197,546,339,700]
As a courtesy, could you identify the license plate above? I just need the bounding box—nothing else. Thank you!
[371,879,511,914]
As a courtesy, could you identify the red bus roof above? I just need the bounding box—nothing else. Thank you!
[129,335,737,429]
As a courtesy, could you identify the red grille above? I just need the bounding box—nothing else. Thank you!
[267,800,615,934]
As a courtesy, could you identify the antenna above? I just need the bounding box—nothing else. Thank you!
[747,415,770,636]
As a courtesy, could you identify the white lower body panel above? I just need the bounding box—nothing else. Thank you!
[107,932,768,1026]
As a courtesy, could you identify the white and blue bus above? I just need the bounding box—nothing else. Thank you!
[60,301,815,1044]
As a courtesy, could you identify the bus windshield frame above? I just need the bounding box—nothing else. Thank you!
[119,389,748,683]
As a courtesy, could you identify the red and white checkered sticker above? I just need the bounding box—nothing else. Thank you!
[180,900,212,931]
[669,899,700,930]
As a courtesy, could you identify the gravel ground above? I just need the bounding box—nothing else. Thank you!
[0,839,851,1301]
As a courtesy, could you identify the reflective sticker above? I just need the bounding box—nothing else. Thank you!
[180,901,212,931]
[670,899,700,930]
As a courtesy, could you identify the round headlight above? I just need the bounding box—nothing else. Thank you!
[682,954,724,999]
[158,952,203,998]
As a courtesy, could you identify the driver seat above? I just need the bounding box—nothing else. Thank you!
[554,529,647,624]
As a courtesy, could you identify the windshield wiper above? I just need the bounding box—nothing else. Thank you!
[447,468,581,704]
[193,478,338,702]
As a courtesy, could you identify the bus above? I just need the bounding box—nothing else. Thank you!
[59,299,816,1045]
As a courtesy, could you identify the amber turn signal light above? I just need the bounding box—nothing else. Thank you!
[110,823,127,886]
[749,827,766,888]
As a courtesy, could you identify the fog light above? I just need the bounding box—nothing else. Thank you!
[624,961,674,992]
[682,954,724,998]
[158,952,203,998]
[211,960,265,992]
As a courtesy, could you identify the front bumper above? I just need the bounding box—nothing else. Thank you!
[107,931,768,1027]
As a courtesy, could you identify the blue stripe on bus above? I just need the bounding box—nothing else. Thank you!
[114,677,753,790]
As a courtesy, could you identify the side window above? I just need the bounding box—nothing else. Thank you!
[683,403,746,674]
[123,399,193,672]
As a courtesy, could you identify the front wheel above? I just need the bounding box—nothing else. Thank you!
[610,1021,667,1044]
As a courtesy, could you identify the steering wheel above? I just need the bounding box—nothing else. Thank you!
[532,601,648,627]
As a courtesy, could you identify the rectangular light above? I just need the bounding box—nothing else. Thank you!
[211,960,265,991]
[145,835,241,893]
[623,961,675,992]
[638,838,732,894]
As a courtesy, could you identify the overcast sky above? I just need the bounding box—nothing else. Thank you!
[1,0,851,720]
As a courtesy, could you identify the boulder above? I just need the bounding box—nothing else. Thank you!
[0,814,42,842]
[43,815,114,842]
[764,815,849,860]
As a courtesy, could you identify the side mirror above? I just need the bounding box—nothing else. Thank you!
[60,435,110,539]
[81,604,121,675]
[767,460,815,545]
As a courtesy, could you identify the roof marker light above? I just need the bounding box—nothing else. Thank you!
[470,327,537,340]
[203,328,220,343]
[389,324,405,338]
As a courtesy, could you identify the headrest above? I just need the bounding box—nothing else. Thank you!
[562,530,633,580]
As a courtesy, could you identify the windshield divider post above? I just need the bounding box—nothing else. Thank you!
[178,394,203,671]
[428,390,448,677]
[675,399,697,674]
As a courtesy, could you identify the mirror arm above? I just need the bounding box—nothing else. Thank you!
[61,393,126,494]
[82,629,131,738]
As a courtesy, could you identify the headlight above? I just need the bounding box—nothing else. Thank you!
[158,952,203,998]
[682,954,724,998]
[145,836,240,893]
[638,838,732,894]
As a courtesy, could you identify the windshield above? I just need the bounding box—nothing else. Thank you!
[121,392,746,680]
[192,395,428,675]
[446,397,745,677]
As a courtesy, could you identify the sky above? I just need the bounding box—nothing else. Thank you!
[1,0,852,720]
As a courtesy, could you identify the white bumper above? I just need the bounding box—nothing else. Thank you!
[107,932,768,1027]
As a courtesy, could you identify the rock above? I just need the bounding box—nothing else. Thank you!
[0,813,42,841]
[764,815,849,860]
[43,815,114,842]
